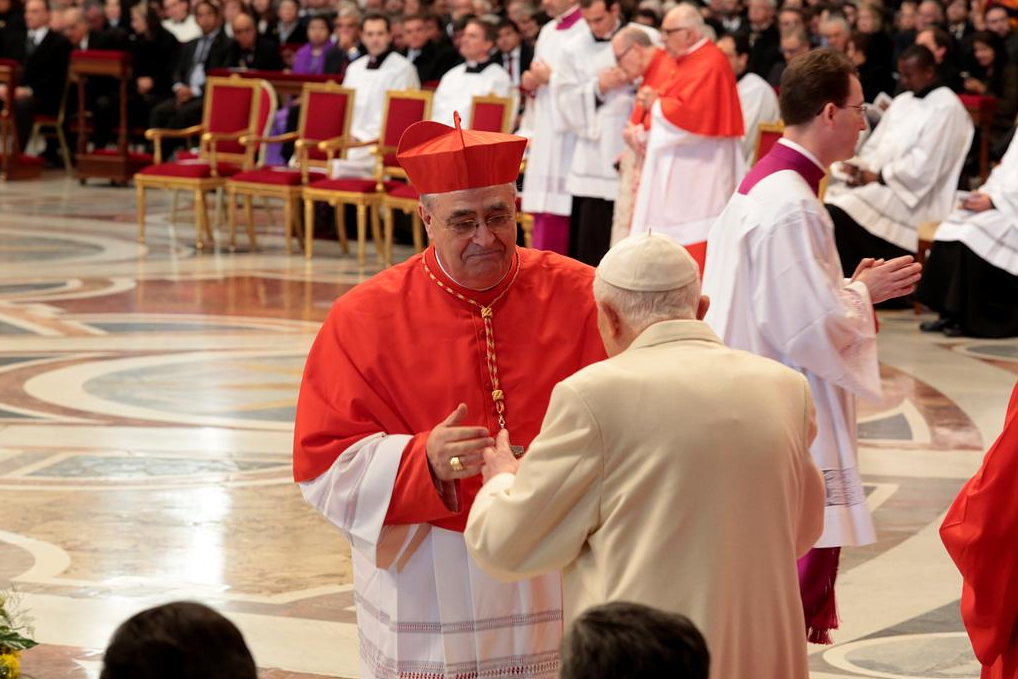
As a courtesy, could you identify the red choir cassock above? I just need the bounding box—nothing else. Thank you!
[293,243,606,530]
[629,40,744,273]
[942,380,1018,679]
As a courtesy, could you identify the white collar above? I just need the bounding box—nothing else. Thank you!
[777,138,826,172]
[684,36,708,55]
[511,45,520,57]
[29,26,48,41]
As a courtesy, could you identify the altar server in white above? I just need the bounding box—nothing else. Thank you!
[431,18,514,128]
[703,49,923,644]
[554,0,658,265]
[718,32,781,168]
[520,0,591,254]
[338,13,420,176]
[917,132,1018,338]
[627,4,744,272]
[824,44,973,273]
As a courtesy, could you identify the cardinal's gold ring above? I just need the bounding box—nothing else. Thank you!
[450,456,464,472]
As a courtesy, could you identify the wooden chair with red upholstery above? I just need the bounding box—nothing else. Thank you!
[134,75,276,251]
[753,121,784,165]
[0,59,43,181]
[959,93,998,184]
[70,49,153,185]
[302,88,433,264]
[225,81,355,254]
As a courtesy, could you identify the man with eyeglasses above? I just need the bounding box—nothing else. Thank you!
[625,4,744,272]
[704,49,923,646]
[824,44,973,277]
[294,117,605,679]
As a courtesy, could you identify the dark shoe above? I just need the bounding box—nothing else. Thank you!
[942,323,965,337]
[920,317,952,333]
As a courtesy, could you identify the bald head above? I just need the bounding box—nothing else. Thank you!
[662,3,705,56]
[232,11,257,48]
[612,25,655,78]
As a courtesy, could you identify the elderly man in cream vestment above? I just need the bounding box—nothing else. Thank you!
[465,234,826,679]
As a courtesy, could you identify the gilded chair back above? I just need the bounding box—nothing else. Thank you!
[298,81,355,169]
[470,95,513,133]
[753,121,785,166]
[200,76,276,167]
[377,89,433,178]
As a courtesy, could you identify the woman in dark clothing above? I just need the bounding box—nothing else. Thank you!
[964,30,1018,147]
[128,2,180,133]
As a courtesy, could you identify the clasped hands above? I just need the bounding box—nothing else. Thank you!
[426,403,519,486]
[851,255,923,304]
[841,162,880,187]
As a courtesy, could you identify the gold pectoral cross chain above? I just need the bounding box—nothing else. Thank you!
[424,260,526,458]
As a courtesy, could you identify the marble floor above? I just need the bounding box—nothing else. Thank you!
[1,173,1016,679]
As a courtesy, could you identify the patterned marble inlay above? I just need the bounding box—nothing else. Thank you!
[1,175,1018,679]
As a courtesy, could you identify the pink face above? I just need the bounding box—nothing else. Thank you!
[973,39,995,67]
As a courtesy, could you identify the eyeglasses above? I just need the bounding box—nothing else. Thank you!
[814,101,868,116]
[613,43,634,61]
[446,213,515,237]
[662,25,690,36]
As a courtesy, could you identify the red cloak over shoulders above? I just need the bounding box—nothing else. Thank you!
[293,246,606,533]
[631,42,743,138]
[942,380,1018,679]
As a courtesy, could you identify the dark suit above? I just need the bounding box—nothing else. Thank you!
[2,28,72,151]
[747,23,781,79]
[497,41,532,86]
[233,35,284,70]
[149,28,236,151]
[323,42,365,78]
[404,40,460,84]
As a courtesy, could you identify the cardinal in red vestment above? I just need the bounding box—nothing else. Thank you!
[942,380,1018,679]
[620,7,744,271]
[292,113,605,679]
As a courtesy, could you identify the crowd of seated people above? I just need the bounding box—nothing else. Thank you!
[0,0,1014,157]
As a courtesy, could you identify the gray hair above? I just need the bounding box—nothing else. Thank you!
[615,25,654,49]
[337,1,362,19]
[592,276,701,332]
[822,14,849,32]
[419,182,516,214]
[666,2,705,30]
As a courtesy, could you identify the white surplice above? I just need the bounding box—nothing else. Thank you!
[824,86,973,251]
[630,94,744,247]
[300,434,563,679]
[935,132,1018,276]
[703,139,879,548]
[334,51,421,177]
[736,72,780,167]
[520,9,590,215]
[555,24,659,201]
[431,61,515,128]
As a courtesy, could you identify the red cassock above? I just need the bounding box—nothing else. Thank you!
[293,245,606,533]
[942,380,1018,679]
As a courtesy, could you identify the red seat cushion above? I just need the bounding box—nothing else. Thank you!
[230,167,327,186]
[91,149,154,162]
[387,183,418,199]
[138,161,241,178]
[307,178,403,193]
[0,153,44,166]
[177,150,200,161]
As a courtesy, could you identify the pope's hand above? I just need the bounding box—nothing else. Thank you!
[426,403,493,482]
[482,429,519,483]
